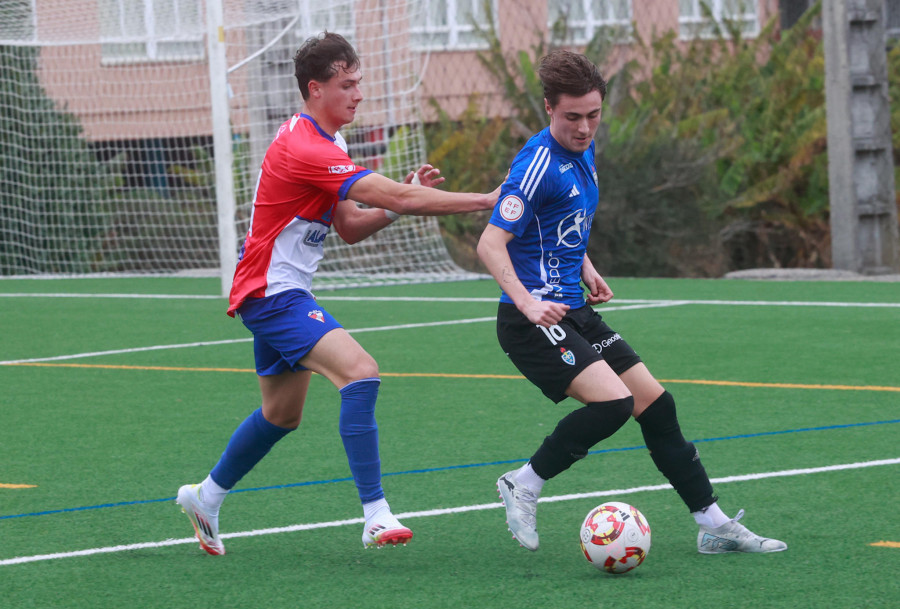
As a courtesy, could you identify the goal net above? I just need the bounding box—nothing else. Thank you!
[0,0,478,291]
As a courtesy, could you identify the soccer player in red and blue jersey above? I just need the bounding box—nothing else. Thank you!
[477,50,787,555]
[176,32,498,555]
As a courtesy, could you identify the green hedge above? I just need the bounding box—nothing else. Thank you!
[426,2,875,277]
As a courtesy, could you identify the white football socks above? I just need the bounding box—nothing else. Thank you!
[363,498,391,523]
[515,462,546,494]
[692,501,730,528]
[199,475,228,514]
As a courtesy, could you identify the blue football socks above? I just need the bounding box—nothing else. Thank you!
[210,407,293,489]
[339,378,384,504]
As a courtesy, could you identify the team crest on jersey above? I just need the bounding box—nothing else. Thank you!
[308,309,325,322]
[328,164,355,174]
[557,209,588,248]
[499,195,524,221]
[560,347,575,365]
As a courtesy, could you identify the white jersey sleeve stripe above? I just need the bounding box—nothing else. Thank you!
[520,146,544,191]
[520,146,550,201]
[526,151,551,201]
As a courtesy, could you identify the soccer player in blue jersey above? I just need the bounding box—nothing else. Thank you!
[476,50,786,555]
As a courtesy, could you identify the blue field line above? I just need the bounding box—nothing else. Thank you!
[3,418,898,521]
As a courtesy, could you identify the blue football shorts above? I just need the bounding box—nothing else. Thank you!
[237,288,343,376]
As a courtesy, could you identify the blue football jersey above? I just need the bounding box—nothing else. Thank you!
[488,127,599,307]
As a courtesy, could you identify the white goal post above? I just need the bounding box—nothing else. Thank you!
[0,0,478,294]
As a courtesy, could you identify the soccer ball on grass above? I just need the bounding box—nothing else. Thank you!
[579,501,651,574]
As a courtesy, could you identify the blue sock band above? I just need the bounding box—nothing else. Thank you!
[210,407,293,489]
[339,378,384,504]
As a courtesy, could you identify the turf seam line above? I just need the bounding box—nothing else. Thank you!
[0,303,676,366]
[2,293,899,308]
[3,419,898,521]
[1,457,897,567]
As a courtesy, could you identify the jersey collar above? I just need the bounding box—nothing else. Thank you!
[299,113,336,142]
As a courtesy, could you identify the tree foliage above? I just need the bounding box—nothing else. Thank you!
[0,45,114,274]
[427,2,844,276]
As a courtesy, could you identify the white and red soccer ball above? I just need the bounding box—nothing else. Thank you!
[580,502,651,574]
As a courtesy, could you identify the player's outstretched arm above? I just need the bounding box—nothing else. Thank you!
[346,170,498,218]
[332,165,449,244]
[477,224,569,327]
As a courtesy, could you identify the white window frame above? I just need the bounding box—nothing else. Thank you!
[679,0,760,40]
[548,0,633,46]
[886,0,900,40]
[294,0,356,43]
[100,0,204,64]
[410,0,498,51]
[0,0,37,43]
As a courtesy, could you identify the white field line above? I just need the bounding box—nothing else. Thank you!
[0,293,221,299]
[0,303,679,365]
[1,292,899,308]
[1,458,896,567]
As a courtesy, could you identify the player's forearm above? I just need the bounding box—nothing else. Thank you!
[477,229,533,310]
[332,200,394,244]
[395,186,495,216]
[347,173,495,216]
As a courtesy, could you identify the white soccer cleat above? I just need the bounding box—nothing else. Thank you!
[497,471,540,551]
[697,509,787,554]
[362,512,413,548]
[176,484,225,556]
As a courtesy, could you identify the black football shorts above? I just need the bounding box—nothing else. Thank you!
[496,302,642,403]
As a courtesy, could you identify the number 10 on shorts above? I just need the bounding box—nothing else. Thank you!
[538,324,567,345]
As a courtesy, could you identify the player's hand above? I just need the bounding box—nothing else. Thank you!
[405,164,445,188]
[582,267,613,305]
[521,300,570,327]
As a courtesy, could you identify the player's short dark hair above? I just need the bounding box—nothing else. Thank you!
[538,50,607,108]
[293,31,360,101]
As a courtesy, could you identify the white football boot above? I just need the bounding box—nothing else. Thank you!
[497,471,540,551]
[697,509,787,554]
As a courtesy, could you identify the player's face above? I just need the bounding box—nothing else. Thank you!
[310,64,364,130]
[546,90,603,153]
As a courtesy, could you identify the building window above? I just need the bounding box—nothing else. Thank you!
[679,0,759,40]
[296,1,355,40]
[548,0,632,46]
[410,0,497,51]
[100,0,204,63]
[886,0,900,40]
[0,0,36,42]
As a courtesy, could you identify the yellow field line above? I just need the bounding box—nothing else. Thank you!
[3,361,899,392]
[0,484,37,489]
[657,379,900,393]
[870,541,900,548]
[3,362,251,373]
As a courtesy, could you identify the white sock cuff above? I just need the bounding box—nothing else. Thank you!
[363,498,390,522]
[200,475,229,511]
[692,501,730,528]
[515,462,546,493]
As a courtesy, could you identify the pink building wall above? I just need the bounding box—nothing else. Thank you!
[32,0,781,142]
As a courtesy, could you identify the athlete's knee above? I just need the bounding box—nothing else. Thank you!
[531,396,634,479]
[583,395,634,438]
[340,353,380,385]
[570,395,634,446]
[635,390,678,434]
